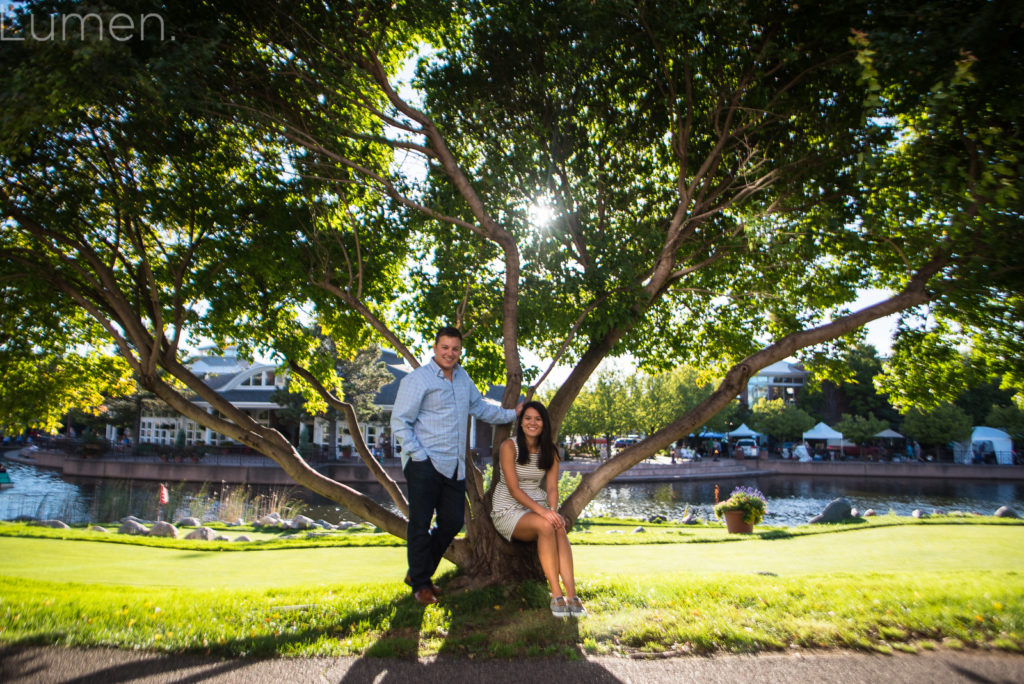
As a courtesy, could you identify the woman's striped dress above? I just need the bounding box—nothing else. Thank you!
[490,440,550,541]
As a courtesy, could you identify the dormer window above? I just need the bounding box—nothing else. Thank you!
[240,370,276,387]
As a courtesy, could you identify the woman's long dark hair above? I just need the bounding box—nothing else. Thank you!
[515,401,558,471]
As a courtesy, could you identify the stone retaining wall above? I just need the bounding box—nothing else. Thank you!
[12,449,1024,485]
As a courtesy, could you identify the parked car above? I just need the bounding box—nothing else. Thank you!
[613,436,641,449]
[735,438,759,459]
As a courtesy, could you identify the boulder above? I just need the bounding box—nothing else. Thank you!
[850,508,860,518]
[255,513,282,527]
[632,526,646,533]
[995,506,1019,519]
[336,521,357,530]
[226,519,244,527]
[184,526,217,541]
[30,519,70,529]
[912,509,927,519]
[681,512,698,525]
[213,534,231,541]
[148,521,178,538]
[118,519,149,536]
[646,514,667,524]
[233,535,253,542]
[175,516,201,528]
[88,525,109,533]
[290,514,314,529]
[863,509,876,517]
[315,519,335,529]
[809,498,852,524]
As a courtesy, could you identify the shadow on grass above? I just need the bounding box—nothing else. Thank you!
[336,576,626,682]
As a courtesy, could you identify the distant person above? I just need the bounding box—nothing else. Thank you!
[794,442,811,462]
[391,326,523,606]
[490,401,586,618]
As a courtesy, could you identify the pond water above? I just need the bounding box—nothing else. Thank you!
[2,458,1022,526]
[587,477,1024,526]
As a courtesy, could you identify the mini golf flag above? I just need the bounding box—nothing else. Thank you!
[159,483,169,505]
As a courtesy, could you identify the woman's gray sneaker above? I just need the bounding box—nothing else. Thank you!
[550,596,570,618]
[567,596,587,618]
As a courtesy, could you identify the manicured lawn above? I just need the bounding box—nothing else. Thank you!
[1,519,1022,658]
[1,522,1020,587]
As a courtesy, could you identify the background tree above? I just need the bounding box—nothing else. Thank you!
[901,404,973,460]
[2,1,1021,587]
[798,344,899,426]
[986,405,1024,442]
[834,413,890,456]
[747,399,816,446]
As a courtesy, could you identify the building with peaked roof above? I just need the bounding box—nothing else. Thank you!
[129,349,509,462]
[742,360,807,407]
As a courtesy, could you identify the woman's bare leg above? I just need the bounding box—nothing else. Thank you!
[512,513,563,597]
[554,528,577,597]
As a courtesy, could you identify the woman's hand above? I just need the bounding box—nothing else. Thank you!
[540,508,564,530]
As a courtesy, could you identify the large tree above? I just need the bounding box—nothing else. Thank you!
[2,1,1021,585]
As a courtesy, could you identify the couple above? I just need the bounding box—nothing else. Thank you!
[391,326,586,618]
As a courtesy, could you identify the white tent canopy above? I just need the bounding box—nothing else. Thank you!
[727,423,761,439]
[955,426,1015,465]
[874,428,904,439]
[803,422,843,441]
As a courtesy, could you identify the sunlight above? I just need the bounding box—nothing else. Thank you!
[527,197,557,229]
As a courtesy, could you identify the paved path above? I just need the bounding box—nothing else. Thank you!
[3,646,1023,683]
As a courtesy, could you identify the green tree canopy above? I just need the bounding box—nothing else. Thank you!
[902,403,973,455]
[835,413,890,447]
[747,399,816,443]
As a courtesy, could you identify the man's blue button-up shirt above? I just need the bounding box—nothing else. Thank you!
[390,358,516,480]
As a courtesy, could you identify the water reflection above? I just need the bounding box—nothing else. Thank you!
[2,459,1022,527]
[585,476,1024,526]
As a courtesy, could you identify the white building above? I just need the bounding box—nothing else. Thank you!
[742,360,807,407]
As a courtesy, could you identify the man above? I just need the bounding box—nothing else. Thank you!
[391,327,522,605]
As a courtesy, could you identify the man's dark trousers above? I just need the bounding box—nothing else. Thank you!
[405,458,465,592]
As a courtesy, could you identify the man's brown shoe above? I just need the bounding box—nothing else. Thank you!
[405,574,442,596]
[414,587,439,605]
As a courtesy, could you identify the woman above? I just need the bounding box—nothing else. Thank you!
[490,401,586,618]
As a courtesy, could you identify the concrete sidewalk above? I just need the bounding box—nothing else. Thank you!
[3,646,1023,683]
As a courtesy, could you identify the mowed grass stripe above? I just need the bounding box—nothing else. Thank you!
[1,525,1021,588]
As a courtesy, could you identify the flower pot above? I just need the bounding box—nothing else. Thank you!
[723,510,754,534]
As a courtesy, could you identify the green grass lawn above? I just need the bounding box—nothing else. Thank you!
[1,518,1022,658]
[1,523,1020,587]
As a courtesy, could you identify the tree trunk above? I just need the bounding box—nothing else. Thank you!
[448,456,545,590]
[448,500,544,590]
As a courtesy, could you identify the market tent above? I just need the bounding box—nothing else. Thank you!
[803,422,843,442]
[968,426,1014,465]
[727,423,761,439]
[874,428,904,439]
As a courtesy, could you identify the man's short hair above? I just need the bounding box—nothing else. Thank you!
[435,326,463,344]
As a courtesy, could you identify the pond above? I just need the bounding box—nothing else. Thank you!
[586,477,1024,526]
[2,459,1022,527]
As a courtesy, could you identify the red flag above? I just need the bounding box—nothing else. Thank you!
[159,484,169,505]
